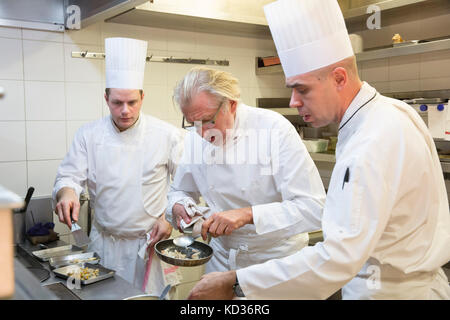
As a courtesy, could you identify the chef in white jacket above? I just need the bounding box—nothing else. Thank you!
[166,67,326,274]
[52,38,184,294]
[188,0,450,300]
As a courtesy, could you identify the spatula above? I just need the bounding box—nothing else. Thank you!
[71,220,90,247]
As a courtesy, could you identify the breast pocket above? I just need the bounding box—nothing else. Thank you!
[325,164,363,235]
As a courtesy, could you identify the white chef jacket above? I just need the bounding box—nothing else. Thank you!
[237,82,450,300]
[166,104,326,272]
[52,113,185,293]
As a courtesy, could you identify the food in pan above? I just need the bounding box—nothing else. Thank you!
[69,257,98,264]
[67,267,100,280]
[161,247,201,260]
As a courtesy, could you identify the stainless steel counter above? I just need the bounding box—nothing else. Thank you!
[13,240,143,300]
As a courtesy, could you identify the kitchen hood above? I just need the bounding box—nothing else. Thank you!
[0,0,148,32]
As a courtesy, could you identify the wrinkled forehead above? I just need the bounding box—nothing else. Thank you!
[182,91,221,119]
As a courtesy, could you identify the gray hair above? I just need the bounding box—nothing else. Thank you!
[173,67,241,109]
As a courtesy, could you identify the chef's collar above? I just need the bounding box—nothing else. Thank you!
[110,112,142,134]
[224,102,251,143]
[338,82,377,131]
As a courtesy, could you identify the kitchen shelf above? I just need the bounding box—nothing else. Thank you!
[255,38,450,75]
[255,57,283,75]
[356,38,450,62]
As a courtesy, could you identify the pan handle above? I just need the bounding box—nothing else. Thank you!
[22,186,35,213]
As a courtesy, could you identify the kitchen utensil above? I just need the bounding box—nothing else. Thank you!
[49,251,100,269]
[173,225,195,247]
[123,294,159,300]
[12,187,34,245]
[71,220,90,247]
[52,262,115,285]
[173,219,206,247]
[173,235,195,247]
[155,239,213,267]
[159,284,171,300]
[32,244,84,262]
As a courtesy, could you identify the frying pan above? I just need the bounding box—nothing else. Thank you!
[155,239,213,267]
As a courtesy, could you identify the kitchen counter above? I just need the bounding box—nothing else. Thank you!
[13,240,143,300]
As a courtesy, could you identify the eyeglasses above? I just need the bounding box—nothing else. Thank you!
[182,99,226,129]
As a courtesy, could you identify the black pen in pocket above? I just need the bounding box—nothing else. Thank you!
[342,167,350,190]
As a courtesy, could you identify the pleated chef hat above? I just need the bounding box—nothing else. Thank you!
[264,0,354,78]
[105,37,148,89]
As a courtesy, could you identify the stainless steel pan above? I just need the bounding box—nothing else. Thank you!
[155,239,213,267]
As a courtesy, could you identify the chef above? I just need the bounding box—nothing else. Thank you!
[188,0,450,300]
[166,66,326,274]
[52,37,184,294]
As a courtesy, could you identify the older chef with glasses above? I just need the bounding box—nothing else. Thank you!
[187,0,450,300]
[166,66,326,278]
[52,38,184,294]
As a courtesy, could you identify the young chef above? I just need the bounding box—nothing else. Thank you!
[187,0,450,300]
[52,37,184,294]
[166,66,326,273]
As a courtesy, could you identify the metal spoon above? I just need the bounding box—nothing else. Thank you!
[173,226,195,247]
[173,235,195,247]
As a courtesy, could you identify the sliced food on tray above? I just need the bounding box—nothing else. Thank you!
[53,263,115,285]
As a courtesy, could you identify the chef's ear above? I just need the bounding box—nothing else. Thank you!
[331,67,348,91]
[229,100,238,114]
[104,88,110,102]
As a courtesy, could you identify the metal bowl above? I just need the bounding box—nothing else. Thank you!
[123,294,160,300]
[155,239,213,267]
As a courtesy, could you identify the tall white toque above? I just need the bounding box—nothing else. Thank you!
[264,0,354,78]
[105,37,148,89]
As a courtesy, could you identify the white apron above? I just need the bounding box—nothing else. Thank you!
[87,126,165,294]
[206,226,309,273]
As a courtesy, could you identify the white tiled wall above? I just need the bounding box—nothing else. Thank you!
[0,21,283,200]
[359,49,450,94]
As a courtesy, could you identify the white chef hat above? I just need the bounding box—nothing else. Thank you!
[264,0,354,78]
[105,37,148,89]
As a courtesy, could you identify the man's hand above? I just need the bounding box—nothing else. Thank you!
[54,187,80,229]
[201,207,253,240]
[149,213,173,248]
[172,203,192,232]
[188,271,236,300]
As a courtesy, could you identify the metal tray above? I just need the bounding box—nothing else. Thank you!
[32,245,85,262]
[52,263,115,285]
[49,252,100,269]
[155,239,213,267]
